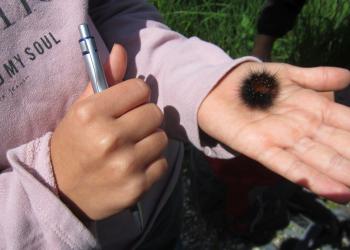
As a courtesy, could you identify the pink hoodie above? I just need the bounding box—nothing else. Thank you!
[0,0,258,249]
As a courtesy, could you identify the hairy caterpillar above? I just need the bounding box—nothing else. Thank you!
[240,70,279,110]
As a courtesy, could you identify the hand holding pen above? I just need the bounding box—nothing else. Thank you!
[78,23,148,231]
[49,25,168,226]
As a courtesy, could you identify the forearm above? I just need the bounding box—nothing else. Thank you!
[90,0,259,158]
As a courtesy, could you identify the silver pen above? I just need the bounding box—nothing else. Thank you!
[79,23,109,93]
[78,23,144,232]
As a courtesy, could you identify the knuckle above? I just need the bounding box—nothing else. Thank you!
[73,101,95,124]
[96,133,115,155]
[115,153,137,174]
[111,128,124,147]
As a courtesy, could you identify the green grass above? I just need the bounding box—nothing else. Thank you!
[149,0,350,68]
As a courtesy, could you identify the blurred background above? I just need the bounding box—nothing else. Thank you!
[149,1,350,249]
[150,0,349,67]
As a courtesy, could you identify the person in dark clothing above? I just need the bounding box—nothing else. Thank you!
[252,0,307,61]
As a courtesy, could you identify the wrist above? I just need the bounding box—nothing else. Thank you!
[198,61,258,140]
[198,61,249,118]
[58,190,93,226]
[50,134,92,225]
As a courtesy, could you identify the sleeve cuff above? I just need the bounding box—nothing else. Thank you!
[190,56,262,159]
[22,132,59,194]
[6,133,98,249]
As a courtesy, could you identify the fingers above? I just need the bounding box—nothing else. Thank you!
[120,158,168,202]
[257,146,350,203]
[287,65,350,91]
[313,125,350,159]
[107,131,168,193]
[291,137,350,187]
[134,129,168,167]
[77,79,151,119]
[144,157,168,189]
[115,104,164,142]
[106,129,168,175]
[322,101,350,130]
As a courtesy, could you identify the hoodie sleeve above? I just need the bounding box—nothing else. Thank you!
[0,132,98,250]
[89,0,260,159]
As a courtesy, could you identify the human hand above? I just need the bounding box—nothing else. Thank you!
[198,62,350,203]
[50,45,168,220]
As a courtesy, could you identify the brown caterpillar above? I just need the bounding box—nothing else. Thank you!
[240,70,279,110]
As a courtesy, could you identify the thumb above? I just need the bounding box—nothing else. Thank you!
[78,44,128,101]
[288,65,350,91]
[104,43,128,86]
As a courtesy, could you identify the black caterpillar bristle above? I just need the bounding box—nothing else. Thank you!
[240,70,279,110]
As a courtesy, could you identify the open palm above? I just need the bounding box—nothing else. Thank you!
[198,62,350,203]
